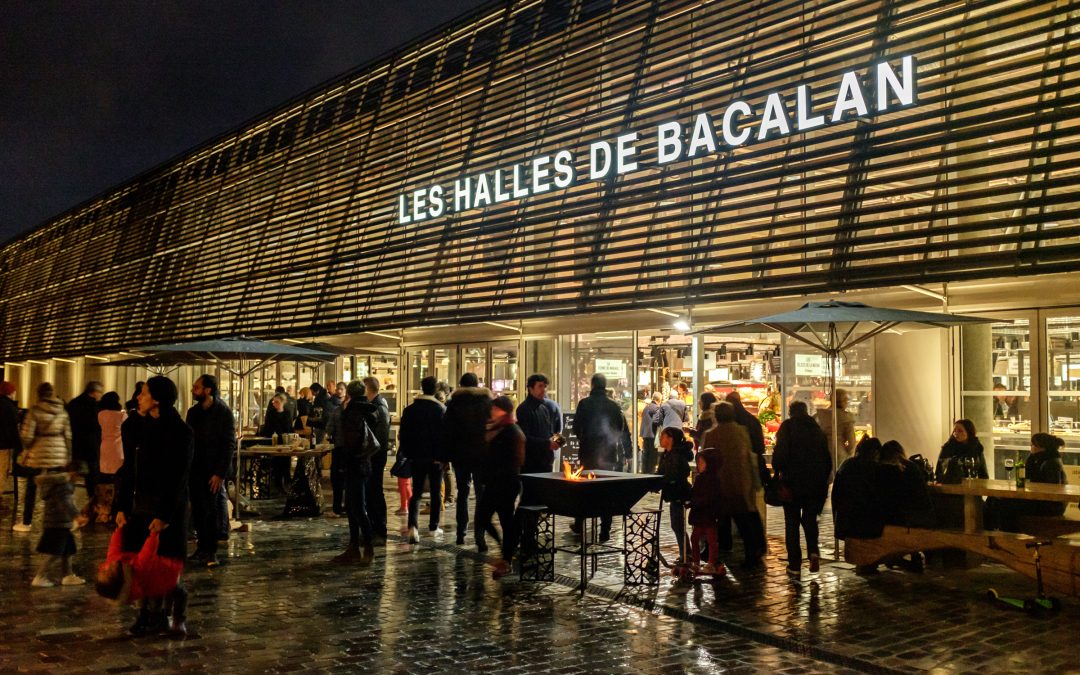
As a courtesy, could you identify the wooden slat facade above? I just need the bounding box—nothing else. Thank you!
[1,0,1078,360]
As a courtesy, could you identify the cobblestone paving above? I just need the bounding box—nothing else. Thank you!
[1,479,1078,674]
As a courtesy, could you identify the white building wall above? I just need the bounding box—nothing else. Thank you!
[875,330,950,464]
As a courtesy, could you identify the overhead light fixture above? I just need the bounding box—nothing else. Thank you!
[26,359,49,365]
[673,319,691,332]
[52,357,77,364]
[85,355,109,361]
[483,321,520,332]
[647,308,680,318]
[364,331,401,341]
[3,362,24,368]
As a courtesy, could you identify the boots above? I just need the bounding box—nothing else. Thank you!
[332,543,364,564]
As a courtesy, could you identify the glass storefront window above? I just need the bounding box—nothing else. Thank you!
[406,348,431,400]
[525,338,557,403]
[961,318,1031,478]
[461,345,486,388]
[568,331,634,421]
[370,354,399,415]
[1047,316,1080,455]
[490,342,518,403]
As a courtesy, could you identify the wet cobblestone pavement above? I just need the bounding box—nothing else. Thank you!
[1,479,1078,673]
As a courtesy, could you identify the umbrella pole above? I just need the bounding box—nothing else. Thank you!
[233,359,247,528]
[829,349,840,561]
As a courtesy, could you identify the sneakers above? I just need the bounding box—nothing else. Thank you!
[808,554,821,573]
[31,575,54,588]
[443,499,454,508]
[12,523,31,533]
[700,563,726,575]
[61,574,85,586]
[408,527,420,544]
[431,527,445,540]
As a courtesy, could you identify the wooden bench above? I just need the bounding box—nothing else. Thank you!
[845,525,1080,597]
[1013,515,1080,539]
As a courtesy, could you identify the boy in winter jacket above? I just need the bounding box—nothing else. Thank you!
[31,467,84,587]
[688,450,725,574]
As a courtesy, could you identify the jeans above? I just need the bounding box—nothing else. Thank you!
[330,447,345,513]
[782,497,823,569]
[190,477,229,556]
[365,451,388,537]
[408,462,443,531]
[345,466,373,547]
[476,482,521,562]
[669,501,687,561]
[20,473,39,525]
[454,463,484,537]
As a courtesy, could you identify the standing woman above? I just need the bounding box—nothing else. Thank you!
[96,392,127,524]
[114,377,193,636]
[15,383,72,532]
[771,401,832,579]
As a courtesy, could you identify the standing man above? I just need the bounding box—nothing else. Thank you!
[815,388,856,462]
[658,392,689,432]
[333,381,377,563]
[186,374,235,567]
[399,376,446,543]
[441,373,493,547]
[67,381,104,509]
[515,373,563,477]
[724,390,769,565]
[0,381,20,514]
[354,377,390,545]
[640,392,663,474]
[572,373,631,541]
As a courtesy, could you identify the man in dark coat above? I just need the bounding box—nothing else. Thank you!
[115,376,193,636]
[353,377,391,545]
[399,376,447,542]
[333,380,379,564]
[441,373,493,546]
[831,436,885,541]
[771,401,832,574]
[515,373,563,476]
[0,381,21,504]
[186,374,236,567]
[67,381,104,503]
[571,373,631,540]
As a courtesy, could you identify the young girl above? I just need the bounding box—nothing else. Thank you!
[96,527,187,636]
[31,465,84,587]
[657,427,693,563]
[688,449,725,574]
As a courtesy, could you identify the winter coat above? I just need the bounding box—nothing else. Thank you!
[352,395,390,457]
[67,392,101,467]
[689,453,724,526]
[515,395,562,474]
[324,404,344,449]
[1015,448,1068,517]
[259,408,293,439]
[689,408,716,444]
[36,471,78,529]
[771,412,832,501]
[115,409,194,560]
[98,409,127,475]
[186,398,236,480]
[657,441,693,503]
[936,437,989,481]
[20,398,72,470]
[877,460,936,528]
[572,389,631,471]
[481,419,525,488]
[102,528,183,602]
[730,400,766,456]
[640,401,661,439]
[0,396,21,453]
[309,390,330,429]
[657,398,688,431]
[831,455,884,539]
[700,421,757,515]
[340,400,380,474]
[398,396,446,466]
[441,386,493,467]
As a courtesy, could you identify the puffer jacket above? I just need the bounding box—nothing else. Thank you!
[20,398,72,469]
[36,471,78,529]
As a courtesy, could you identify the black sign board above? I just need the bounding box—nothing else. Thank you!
[561,412,579,466]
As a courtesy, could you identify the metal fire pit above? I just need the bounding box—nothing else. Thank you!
[520,471,663,589]
[520,471,663,518]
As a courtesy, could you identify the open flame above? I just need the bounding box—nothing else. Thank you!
[562,460,596,481]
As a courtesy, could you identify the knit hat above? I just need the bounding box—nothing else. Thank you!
[0,381,14,396]
[145,376,178,409]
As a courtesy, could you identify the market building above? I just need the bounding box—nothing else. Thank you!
[1,0,1078,475]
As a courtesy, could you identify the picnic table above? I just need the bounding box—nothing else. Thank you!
[241,443,332,516]
[929,479,1080,533]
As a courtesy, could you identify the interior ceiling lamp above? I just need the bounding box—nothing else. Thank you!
[673,318,691,332]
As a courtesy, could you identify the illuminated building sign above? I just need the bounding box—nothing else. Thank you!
[397,55,917,224]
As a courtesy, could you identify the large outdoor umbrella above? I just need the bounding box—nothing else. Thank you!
[697,300,993,556]
[117,337,336,523]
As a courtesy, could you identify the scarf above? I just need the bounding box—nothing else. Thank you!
[485,413,516,443]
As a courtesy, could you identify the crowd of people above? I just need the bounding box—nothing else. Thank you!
[0,369,1073,635]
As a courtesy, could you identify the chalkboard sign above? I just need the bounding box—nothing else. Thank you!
[560,412,579,466]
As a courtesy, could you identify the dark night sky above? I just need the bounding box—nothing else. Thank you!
[0,0,490,244]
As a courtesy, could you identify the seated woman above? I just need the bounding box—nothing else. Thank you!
[985,433,1068,531]
[831,436,885,541]
[875,440,935,572]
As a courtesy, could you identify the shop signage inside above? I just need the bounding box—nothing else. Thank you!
[397,55,916,225]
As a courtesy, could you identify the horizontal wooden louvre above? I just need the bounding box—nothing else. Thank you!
[2,0,1079,360]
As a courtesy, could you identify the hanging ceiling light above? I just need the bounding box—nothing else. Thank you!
[673,318,691,332]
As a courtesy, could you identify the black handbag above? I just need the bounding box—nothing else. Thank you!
[764,475,793,506]
[389,453,412,479]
